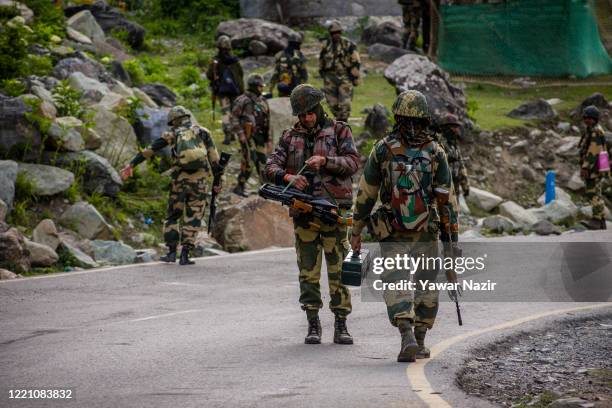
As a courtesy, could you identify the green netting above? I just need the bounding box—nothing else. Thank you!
[438,0,612,77]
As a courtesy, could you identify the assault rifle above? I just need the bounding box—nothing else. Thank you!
[259,183,352,228]
[208,152,231,233]
[440,207,463,326]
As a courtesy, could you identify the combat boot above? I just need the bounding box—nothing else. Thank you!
[333,316,353,345]
[232,183,248,197]
[581,218,604,230]
[600,219,607,230]
[305,315,322,344]
[397,319,419,362]
[414,326,431,359]
[160,246,177,263]
[179,246,195,266]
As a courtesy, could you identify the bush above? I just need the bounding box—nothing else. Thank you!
[123,59,146,86]
[0,19,30,80]
[1,79,26,96]
[52,81,84,118]
[179,66,200,86]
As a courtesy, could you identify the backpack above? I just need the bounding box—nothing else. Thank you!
[175,126,208,171]
[218,66,240,97]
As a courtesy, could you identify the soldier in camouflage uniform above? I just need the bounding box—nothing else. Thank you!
[398,0,422,51]
[579,105,609,230]
[231,74,271,197]
[207,35,245,145]
[439,113,470,201]
[319,21,361,122]
[120,106,222,265]
[265,84,360,345]
[351,90,451,362]
[269,32,308,97]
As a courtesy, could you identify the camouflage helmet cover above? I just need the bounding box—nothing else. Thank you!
[216,35,232,50]
[288,32,302,43]
[582,105,600,120]
[290,84,325,116]
[167,105,190,125]
[392,89,430,119]
[440,112,461,127]
[247,73,265,88]
[328,21,343,33]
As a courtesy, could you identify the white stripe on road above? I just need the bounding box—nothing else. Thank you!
[129,309,204,322]
[406,302,612,408]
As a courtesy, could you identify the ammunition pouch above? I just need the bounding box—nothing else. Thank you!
[367,208,393,241]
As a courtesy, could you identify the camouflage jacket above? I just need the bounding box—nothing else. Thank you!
[319,37,361,84]
[352,133,451,235]
[230,91,270,143]
[130,122,220,177]
[206,53,245,96]
[270,48,308,87]
[440,135,469,193]
[579,124,607,179]
[265,118,360,208]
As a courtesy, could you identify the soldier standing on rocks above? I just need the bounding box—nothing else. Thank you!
[398,0,422,51]
[230,74,271,197]
[207,35,244,145]
[265,84,360,345]
[579,105,609,230]
[269,32,308,97]
[120,106,223,265]
[439,113,470,202]
[319,21,361,122]
[351,90,451,362]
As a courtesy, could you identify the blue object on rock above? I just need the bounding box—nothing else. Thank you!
[545,171,556,204]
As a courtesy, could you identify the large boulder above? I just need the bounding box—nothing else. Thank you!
[482,215,516,234]
[384,54,467,120]
[25,239,58,267]
[67,10,106,42]
[68,71,111,103]
[66,26,93,44]
[571,93,610,118]
[58,240,98,269]
[367,43,411,64]
[90,106,139,167]
[507,99,557,120]
[566,170,585,191]
[217,18,300,55]
[0,268,19,280]
[89,240,136,265]
[537,187,573,207]
[0,199,7,222]
[17,163,74,196]
[52,54,113,83]
[0,95,41,157]
[267,97,296,143]
[51,116,101,150]
[499,201,539,228]
[132,107,170,147]
[0,222,30,273]
[533,219,561,236]
[541,200,578,225]
[466,187,503,212]
[32,219,61,251]
[132,87,157,108]
[48,117,86,152]
[363,103,390,138]
[0,160,18,209]
[212,196,294,252]
[138,83,176,108]
[96,92,128,112]
[59,201,114,240]
[361,21,402,47]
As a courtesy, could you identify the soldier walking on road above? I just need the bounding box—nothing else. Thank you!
[265,84,360,345]
[439,113,470,202]
[350,90,451,362]
[269,32,308,97]
[319,21,361,122]
[120,106,223,265]
[231,74,271,197]
[207,35,244,145]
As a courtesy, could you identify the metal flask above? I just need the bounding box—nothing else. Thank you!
[341,249,371,287]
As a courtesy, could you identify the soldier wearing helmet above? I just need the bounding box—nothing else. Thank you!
[579,105,609,230]
[269,31,308,97]
[351,90,451,362]
[230,74,271,196]
[319,20,361,122]
[207,34,245,145]
[265,84,361,346]
[120,106,223,265]
[439,112,470,200]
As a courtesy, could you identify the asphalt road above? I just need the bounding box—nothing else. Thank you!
[1,231,611,408]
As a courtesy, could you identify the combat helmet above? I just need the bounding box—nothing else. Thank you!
[167,105,190,125]
[392,90,430,119]
[247,73,265,88]
[216,35,232,50]
[582,105,600,121]
[440,112,461,127]
[328,21,343,34]
[290,84,325,116]
[288,32,302,43]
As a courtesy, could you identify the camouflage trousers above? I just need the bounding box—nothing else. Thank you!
[380,232,440,329]
[401,2,421,50]
[220,96,235,143]
[238,138,267,185]
[322,76,353,122]
[164,170,208,248]
[294,216,352,318]
[585,177,605,220]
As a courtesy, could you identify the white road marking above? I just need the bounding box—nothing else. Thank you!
[129,309,203,322]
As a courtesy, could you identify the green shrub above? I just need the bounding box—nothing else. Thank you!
[117,96,146,125]
[179,66,200,86]
[0,19,30,80]
[0,4,19,21]
[25,54,53,77]
[123,59,146,86]
[1,78,26,96]
[52,81,84,118]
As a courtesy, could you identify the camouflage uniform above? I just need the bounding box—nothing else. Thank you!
[579,122,608,222]
[440,131,469,199]
[399,0,422,50]
[231,90,270,186]
[129,117,220,249]
[319,34,361,122]
[266,117,360,318]
[270,46,308,97]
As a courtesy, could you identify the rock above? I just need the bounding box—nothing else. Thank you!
[0,160,18,209]
[466,187,503,212]
[48,117,86,152]
[96,92,128,112]
[110,81,134,98]
[537,186,573,206]
[58,241,97,269]
[557,122,571,132]
[37,99,57,120]
[499,201,539,227]
[52,54,112,82]
[132,87,157,108]
[555,136,580,158]
[509,140,529,154]
[458,194,471,215]
[90,240,136,265]
[239,55,275,72]
[68,71,111,103]
[0,223,30,272]
[363,103,390,138]
[217,18,300,55]
[59,201,114,240]
[579,205,612,221]
[571,93,609,118]
[25,239,58,267]
[384,54,467,120]
[30,84,54,106]
[482,215,516,233]
[138,83,176,108]
[361,20,402,47]
[17,163,75,196]
[541,200,578,225]
[533,219,561,236]
[212,196,294,252]
[460,230,484,239]
[134,248,157,263]
[90,106,139,167]
[520,165,537,182]
[66,27,92,44]
[67,10,106,42]
[0,268,19,279]
[510,77,536,88]
[367,43,411,64]
[248,39,268,56]
[0,199,6,222]
[132,107,170,148]
[0,1,33,24]
[507,99,557,120]
[44,150,122,197]
[566,171,585,191]
[32,219,60,251]
[0,95,41,158]
[110,61,131,86]
[268,97,296,142]
[549,397,594,408]
[193,231,224,257]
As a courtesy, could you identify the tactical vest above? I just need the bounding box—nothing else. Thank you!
[320,38,356,78]
[174,126,209,171]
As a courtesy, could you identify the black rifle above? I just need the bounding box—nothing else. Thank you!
[208,152,231,233]
[440,211,463,326]
[258,183,352,228]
